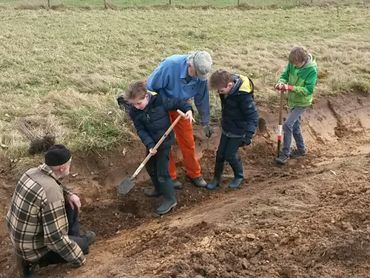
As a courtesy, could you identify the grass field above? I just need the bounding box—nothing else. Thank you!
[0,3,369,158]
[0,0,368,9]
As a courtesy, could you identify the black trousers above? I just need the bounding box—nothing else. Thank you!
[216,134,244,165]
[145,146,176,202]
[214,134,244,179]
[38,204,89,266]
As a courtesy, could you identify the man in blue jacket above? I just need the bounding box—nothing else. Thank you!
[147,51,213,188]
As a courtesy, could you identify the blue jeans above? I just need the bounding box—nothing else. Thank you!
[282,107,307,156]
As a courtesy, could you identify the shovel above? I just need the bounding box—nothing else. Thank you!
[276,89,284,157]
[118,109,187,195]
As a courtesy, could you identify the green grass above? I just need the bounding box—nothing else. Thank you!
[0,5,369,158]
[0,0,367,9]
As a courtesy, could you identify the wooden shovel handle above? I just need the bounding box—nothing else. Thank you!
[276,91,284,157]
[131,109,185,179]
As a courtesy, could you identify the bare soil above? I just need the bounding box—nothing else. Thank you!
[1,93,370,278]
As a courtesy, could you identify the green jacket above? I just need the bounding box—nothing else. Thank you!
[278,55,318,108]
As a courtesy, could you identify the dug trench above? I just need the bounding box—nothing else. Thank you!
[0,93,369,277]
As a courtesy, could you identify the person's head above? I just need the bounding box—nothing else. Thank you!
[289,47,309,68]
[209,69,234,95]
[124,80,150,110]
[45,144,72,179]
[187,51,213,80]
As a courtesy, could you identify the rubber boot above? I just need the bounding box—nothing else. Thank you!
[228,158,244,189]
[145,175,162,197]
[206,159,224,190]
[155,177,177,215]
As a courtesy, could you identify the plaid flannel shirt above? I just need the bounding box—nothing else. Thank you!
[6,164,85,265]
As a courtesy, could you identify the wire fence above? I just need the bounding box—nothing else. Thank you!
[0,0,368,9]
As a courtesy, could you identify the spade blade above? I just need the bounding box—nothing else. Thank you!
[118,177,135,196]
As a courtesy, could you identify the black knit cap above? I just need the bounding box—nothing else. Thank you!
[45,144,71,166]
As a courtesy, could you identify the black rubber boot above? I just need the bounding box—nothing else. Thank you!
[144,188,162,197]
[172,179,183,190]
[206,159,224,190]
[145,175,162,197]
[228,158,244,189]
[155,199,177,215]
[155,177,177,215]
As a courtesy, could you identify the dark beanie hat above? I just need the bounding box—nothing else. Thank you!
[45,144,71,166]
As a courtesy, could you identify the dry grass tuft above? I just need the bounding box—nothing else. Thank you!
[17,118,56,154]
[28,135,56,155]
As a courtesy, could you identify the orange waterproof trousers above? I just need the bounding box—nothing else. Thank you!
[168,110,202,180]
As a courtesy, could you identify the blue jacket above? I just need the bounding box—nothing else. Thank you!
[129,93,192,150]
[147,54,210,126]
[220,75,258,139]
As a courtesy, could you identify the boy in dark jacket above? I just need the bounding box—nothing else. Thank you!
[207,70,258,190]
[124,81,193,215]
[275,46,318,164]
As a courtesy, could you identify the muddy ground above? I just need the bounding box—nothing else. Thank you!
[1,93,370,278]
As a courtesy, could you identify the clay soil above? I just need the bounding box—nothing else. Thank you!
[1,93,370,278]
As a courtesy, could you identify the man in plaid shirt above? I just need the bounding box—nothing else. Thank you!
[6,145,96,277]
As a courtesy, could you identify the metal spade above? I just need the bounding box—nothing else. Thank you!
[118,109,186,196]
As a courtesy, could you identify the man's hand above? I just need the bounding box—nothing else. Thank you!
[149,148,157,155]
[184,110,195,123]
[68,193,81,212]
[203,125,213,138]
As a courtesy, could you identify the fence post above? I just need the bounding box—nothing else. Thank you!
[237,0,240,6]
[169,0,172,4]
[47,0,50,9]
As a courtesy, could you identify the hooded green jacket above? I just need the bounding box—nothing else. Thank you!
[278,55,318,108]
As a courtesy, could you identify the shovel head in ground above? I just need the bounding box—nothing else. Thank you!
[118,177,135,196]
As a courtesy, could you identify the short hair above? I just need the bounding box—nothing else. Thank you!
[289,47,308,65]
[209,69,233,89]
[124,80,147,100]
[187,51,212,79]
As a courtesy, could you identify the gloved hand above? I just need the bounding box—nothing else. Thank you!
[203,125,213,138]
[240,137,252,147]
